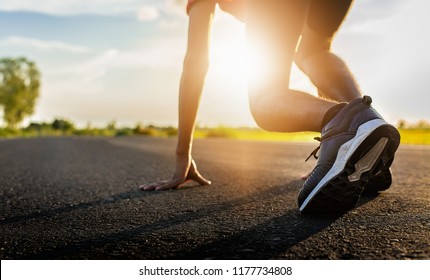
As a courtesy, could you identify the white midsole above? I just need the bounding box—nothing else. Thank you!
[300,119,388,212]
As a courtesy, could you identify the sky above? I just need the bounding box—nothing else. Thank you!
[0,0,429,128]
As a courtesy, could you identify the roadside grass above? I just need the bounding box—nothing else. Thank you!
[398,129,430,145]
[195,127,430,145]
[194,126,320,142]
[1,125,429,145]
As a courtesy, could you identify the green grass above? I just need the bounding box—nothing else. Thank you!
[1,124,429,145]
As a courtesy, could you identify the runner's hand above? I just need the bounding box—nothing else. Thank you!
[139,155,211,191]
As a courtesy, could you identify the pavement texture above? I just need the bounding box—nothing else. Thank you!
[1,136,429,260]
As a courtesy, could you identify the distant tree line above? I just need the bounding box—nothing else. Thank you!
[0,118,179,138]
[397,119,430,129]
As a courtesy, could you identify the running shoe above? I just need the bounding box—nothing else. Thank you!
[362,168,392,194]
[304,148,393,194]
[298,96,400,213]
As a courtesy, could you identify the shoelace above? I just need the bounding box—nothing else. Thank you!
[304,96,373,162]
[305,137,322,162]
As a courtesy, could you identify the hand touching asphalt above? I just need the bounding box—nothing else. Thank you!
[139,154,211,191]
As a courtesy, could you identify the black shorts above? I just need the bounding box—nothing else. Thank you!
[307,0,353,38]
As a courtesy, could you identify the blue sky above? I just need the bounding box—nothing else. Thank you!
[0,0,429,127]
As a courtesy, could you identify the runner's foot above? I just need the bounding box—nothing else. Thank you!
[298,96,400,213]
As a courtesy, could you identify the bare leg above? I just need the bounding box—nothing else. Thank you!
[295,0,360,102]
[249,89,337,132]
[296,26,361,102]
[246,0,338,133]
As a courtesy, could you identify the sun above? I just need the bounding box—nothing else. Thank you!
[207,8,317,95]
[199,7,317,126]
[208,11,248,87]
[196,10,253,126]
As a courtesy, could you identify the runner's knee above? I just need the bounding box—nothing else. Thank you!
[248,90,284,132]
[248,90,270,130]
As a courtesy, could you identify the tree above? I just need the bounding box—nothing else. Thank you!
[397,119,407,129]
[52,118,75,132]
[0,57,40,128]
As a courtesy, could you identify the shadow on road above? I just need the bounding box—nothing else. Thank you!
[9,181,380,260]
[171,193,381,259]
[171,210,343,259]
[0,189,162,226]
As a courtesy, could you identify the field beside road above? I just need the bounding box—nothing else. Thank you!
[1,125,430,145]
[1,136,429,259]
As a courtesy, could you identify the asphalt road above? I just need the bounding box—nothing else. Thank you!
[1,136,429,259]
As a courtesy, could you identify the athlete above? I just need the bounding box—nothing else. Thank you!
[140,0,400,213]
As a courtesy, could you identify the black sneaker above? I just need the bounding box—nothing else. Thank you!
[362,168,392,194]
[298,96,400,213]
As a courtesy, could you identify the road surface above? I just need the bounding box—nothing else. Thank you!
[1,136,429,259]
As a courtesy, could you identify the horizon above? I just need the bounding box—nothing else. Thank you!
[1,0,429,128]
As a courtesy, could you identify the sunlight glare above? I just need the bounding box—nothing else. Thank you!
[200,9,253,127]
[208,12,248,91]
[200,7,317,127]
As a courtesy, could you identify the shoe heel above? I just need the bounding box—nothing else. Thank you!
[348,137,389,182]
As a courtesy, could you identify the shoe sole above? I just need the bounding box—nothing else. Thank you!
[347,137,389,182]
[362,167,392,194]
[300,119,400,213]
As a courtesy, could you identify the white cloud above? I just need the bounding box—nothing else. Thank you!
[137,6,159,21]
[0,36,90,53]
[121,38,186,69]
[158,19,182,29]
[0,0,147,16]
[56,49,118,82]
[0,0,188,18]
[163,0,187,17]
[57,38,185,82]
